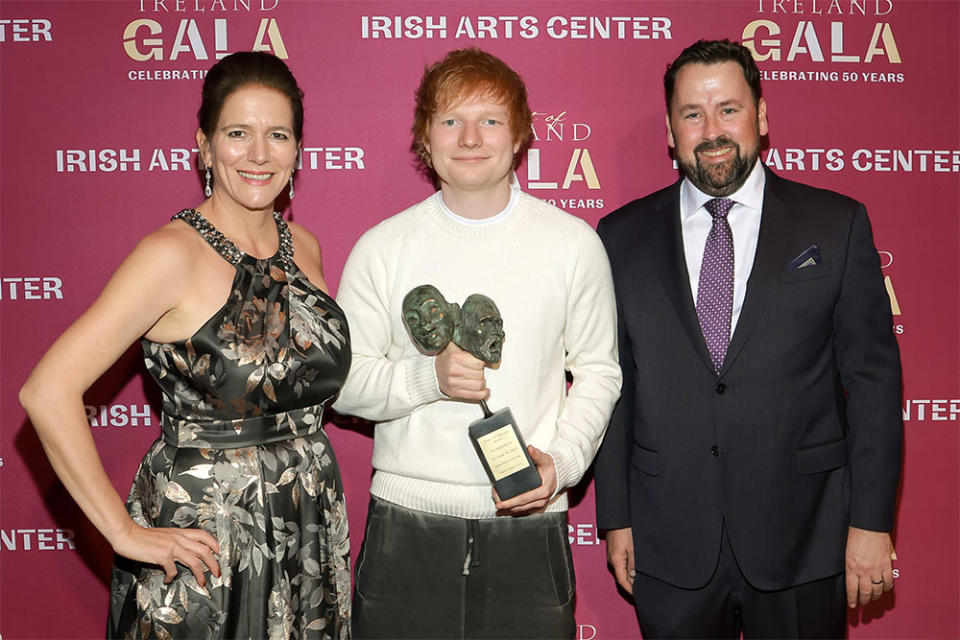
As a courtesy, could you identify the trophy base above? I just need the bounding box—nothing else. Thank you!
[468,407,542,501]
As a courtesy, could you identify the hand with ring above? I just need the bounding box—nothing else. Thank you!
[845,527,895,608]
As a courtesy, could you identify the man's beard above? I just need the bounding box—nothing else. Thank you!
[679,135,759,197]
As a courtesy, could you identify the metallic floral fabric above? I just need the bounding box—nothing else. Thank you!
[108,210,351,640]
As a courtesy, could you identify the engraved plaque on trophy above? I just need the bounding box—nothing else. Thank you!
[468,400,542,501]
[403,286,542,500]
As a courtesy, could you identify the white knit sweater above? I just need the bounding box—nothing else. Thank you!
[333,188,621,518]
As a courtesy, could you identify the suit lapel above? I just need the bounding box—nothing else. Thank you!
[721,168,796,375]
[648,182,715,372]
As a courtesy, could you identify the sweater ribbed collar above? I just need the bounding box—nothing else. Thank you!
[428,180,521,240]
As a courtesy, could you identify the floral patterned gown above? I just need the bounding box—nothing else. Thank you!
[108,209,351,640]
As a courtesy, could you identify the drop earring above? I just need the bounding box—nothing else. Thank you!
[204,166,212,197]
[288,174,295,200]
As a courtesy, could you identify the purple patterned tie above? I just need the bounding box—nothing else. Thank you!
[696,198,735,373]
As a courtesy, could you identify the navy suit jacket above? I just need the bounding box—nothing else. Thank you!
[594,167,903,590]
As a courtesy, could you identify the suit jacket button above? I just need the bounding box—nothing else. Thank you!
[710,445,720,457]
[715,383,727,394]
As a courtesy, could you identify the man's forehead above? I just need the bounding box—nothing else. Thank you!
[670,61,754,112]
[675,61,748,90]
[436,89,509,114]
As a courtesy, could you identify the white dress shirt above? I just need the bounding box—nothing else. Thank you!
[680,160,766,337]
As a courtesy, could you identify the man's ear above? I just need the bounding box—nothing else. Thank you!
[757,97,769,137]
[665,113,676,149]
[423,137,433,167]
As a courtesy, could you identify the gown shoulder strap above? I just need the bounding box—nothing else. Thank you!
[171,208,243,267]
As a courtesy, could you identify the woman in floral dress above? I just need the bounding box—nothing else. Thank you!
[20,52,351,639]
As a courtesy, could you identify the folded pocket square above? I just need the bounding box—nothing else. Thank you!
[788,244,821,270]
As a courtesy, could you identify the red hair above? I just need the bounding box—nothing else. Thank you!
[412,48,532,171]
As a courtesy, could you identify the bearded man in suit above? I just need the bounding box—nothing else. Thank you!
[595,39,903,639]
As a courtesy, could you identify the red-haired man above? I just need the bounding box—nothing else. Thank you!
[335,48,621,638]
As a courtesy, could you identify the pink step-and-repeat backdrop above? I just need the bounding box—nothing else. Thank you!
[1,1,958,638]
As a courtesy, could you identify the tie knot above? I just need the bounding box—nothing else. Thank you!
[704,198,734,219]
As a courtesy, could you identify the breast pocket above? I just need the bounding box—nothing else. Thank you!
[779,263,831,285]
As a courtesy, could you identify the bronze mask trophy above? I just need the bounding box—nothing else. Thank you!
[402,286,541,501]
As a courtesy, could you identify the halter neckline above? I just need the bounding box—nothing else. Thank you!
[172,208,294,270]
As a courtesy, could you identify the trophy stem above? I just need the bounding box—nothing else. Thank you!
[479,399,493,418]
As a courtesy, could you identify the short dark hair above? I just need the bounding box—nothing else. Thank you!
[664,39,762,111]
[198,51,304,142]
[412,48,532,171]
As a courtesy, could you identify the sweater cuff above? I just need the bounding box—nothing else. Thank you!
[548,440,582,494]
[406,354,446,405]
[540,451,561,501]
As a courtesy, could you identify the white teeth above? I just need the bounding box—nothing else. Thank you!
[701,148,731,158]
[238,171,272,181]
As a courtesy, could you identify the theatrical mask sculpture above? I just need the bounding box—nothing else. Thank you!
[455,294,505,364]
[402,284,460,354]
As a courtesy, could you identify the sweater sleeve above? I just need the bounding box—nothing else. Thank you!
[548,226,622,491]
[332,231,445,421]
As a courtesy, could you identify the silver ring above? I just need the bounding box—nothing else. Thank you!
[870,578,884,585]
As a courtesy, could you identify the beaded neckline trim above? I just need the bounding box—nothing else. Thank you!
[172,209,294,269]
